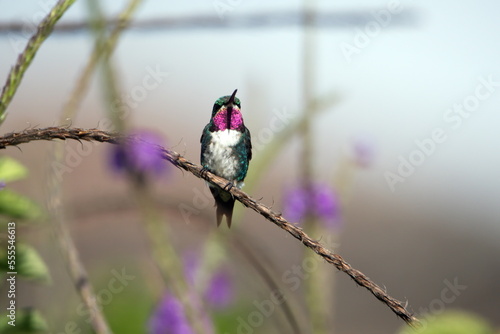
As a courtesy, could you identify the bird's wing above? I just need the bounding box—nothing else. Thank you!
[244,126,252,162]
[200,124,211,166]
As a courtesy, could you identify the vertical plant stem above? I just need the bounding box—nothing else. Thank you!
[132,182,211,334]
[46,148,113,334]
[0,0,77,125]
[61,0,142,122]
[22,1,107,333]
[301,0,315,187]
[86,0,136,131]
[332,153,356,205]
[301,1,334,333]
[45,1,142,333]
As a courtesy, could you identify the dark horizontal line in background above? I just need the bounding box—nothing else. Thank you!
[0,9,418,35]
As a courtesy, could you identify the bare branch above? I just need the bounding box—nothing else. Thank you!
[0,127,419,327]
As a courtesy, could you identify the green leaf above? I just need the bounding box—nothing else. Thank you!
[0,308,49,333]
[0,190,41,220]
[0,157,28,183]
[0,244,51,283]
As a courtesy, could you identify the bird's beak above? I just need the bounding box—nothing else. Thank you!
[226,89,237,131]
[228,89,237,106]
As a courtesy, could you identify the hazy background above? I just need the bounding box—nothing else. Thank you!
[1,1,499,333]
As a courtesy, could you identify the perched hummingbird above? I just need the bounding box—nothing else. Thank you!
[200,89,252,227]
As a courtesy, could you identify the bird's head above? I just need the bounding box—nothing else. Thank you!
[211,89,243,131]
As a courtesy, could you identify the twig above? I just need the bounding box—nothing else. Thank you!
[0,0,77,124]
[46,186,112,334]
[0,127,419,327]
[0,11,419,34]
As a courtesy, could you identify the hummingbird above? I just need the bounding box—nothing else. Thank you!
[200,89,252,227]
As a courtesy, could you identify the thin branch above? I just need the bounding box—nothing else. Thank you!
[0,127,420,328]
[0,10,419,34]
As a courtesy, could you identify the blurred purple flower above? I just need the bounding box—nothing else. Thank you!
[283,183,341,230]
[313,184,340,228]
[284,187,303,222]
[182,253,234,309]
[283,187,308,223]
[149,293,194,334]
[0,181,5,190]
[110,130,167,177]
[351,134,376,168]
[205,269,232,309]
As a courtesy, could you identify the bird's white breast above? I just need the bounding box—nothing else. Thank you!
[203,130,242,183]
[211,130,241,146]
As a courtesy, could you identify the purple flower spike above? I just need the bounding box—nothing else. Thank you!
[205,270,233,309]
[182,253,234,309]
[110,130,167,177]
[0,181,5,190]
[149,293,194,334]
[312,184,341,229]
[283,183,341,231]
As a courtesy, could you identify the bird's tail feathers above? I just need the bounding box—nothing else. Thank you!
[211,187,235,228]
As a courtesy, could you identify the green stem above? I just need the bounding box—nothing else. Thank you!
[0,0,77,125]
[133,182,209,334]
[46,145,113,334]
[61,0,142,123]
[301,1,334,333]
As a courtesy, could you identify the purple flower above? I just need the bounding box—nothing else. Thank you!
[205,269,232,309]
[351,134,376,168]
[149,293,194,334]
[0,181,5,190]
[283,187,308,223]
[283,183,341,230]
[110,130,167,177]
[182,253,234,309]
[312,184,340,229]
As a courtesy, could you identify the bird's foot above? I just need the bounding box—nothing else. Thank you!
[223,182,234,191]
[200,167,210,178]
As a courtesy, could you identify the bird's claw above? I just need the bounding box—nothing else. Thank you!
[200,167,209,178]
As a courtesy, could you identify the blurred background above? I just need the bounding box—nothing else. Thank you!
[0,0,499,333]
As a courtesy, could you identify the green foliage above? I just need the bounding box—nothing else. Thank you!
[212,304,259,333]
[0,243,51,283]
[0,190,41,220]
[0,157,41,220]
[0,155,48,332]
[104,279,152,334]
[399,310,495,334]
[0,157,28,182]
[0,308,49,333]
